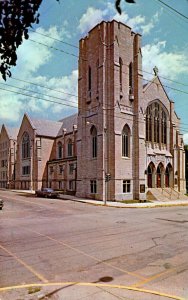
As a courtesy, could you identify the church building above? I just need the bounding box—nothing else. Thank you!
[1,20,186,202]
[76,20,186,201]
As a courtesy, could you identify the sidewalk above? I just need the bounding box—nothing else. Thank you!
[9,189,188,208]
[58,193,188,208]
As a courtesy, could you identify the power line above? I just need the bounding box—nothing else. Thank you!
[2,63,187,119]
[1,84,188,133]
[110,64,188,95]
[141,69,188,88]
[1,56,187,116]
[154,0,188,22]
[11,76,78,99]
[29,29,79,49]
[0,82,78,106]
[0,86,78,109]
[153,0,188,31]
[26,38,187,92]
[29,39,79,59]
[142,77,188,95]
[29,38,87,61]
[0,79,186,126]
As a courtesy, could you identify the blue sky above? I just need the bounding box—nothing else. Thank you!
[0,0,188,141]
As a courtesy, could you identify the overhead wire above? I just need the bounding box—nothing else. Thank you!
[141,70,188,88]
[1,81,187,129]
[6,53,188,97]
[1,11,188,131]
[18,29,187,92]
[2,60,188,129]
[105,62,188,95]
[10,76,78,99]
[153,0,188,30]
[0,86,78,109]
[29,29,79,49]
[154,0,188,22]
[0,82,78,105]
[2,82,188,135]
[29,39,79,59]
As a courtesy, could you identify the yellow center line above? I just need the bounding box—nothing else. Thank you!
[29,228,146,281]
[0,282,185,300]
[0,244,48,283]
[131,267,177,288]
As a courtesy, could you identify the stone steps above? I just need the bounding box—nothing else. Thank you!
[147,188,188,201]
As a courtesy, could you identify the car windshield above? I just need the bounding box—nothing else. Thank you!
[43,188,54,192]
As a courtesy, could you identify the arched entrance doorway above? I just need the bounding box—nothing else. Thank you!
[165,163,173,187]
[156,163,164,188]
[147,162,155,188]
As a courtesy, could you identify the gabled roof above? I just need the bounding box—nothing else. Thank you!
[6,127,19,140]
[29,117,63,138]
[1,124,18,140]
[58,113,78,135]
[143,75,170,100]
[18,113,78,139]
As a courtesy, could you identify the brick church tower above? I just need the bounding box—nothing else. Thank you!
[76,20,147,201]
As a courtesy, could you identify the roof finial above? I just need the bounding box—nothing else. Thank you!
[153,66,159,76]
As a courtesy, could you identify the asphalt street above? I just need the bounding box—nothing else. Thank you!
[0,190,188,300]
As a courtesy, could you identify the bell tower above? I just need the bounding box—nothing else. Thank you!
[76,20,146,201]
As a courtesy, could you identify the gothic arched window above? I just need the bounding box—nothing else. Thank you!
[57,141,63,159]
[146,102,167,145]
[122,125,130,157]
[88,66,91,91]
[119,57,123,91]
[22,132,30,159]
[96,59,99,93]
[129,62,133,93]
[91,126,97,158]
[146,106,152,142]
[161,109,167,144]
[154,103,160,143]
[67,139,73,157]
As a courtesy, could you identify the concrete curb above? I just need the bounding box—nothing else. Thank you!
[59,196,188,209]
[6,189,188,209]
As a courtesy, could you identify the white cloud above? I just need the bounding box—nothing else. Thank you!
[26,70,78,114]
[112,11,129,24]
[15,26,65,77]
[0,25,77,123]
[127,15,145,31]
[78,4,160,36]
[141,10,161,35]
[0,93,23,122]
[78,7,105,34]
[142,41,188,80]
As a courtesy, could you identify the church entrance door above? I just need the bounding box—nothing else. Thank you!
[147,162,155,188]
[156,163,164,188]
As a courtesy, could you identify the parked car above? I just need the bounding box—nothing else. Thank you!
[35,188,59,198]
[0,199,4,210]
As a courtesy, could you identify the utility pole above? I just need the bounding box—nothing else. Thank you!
[30,144,33,191]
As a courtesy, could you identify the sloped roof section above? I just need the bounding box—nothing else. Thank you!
[143,76,170,100]
[30,117,63,138]
[6,126,19,140]
[58,113,78,136]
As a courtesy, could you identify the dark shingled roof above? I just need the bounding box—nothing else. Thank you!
[29,117,63,138]
[58,113,78,136]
